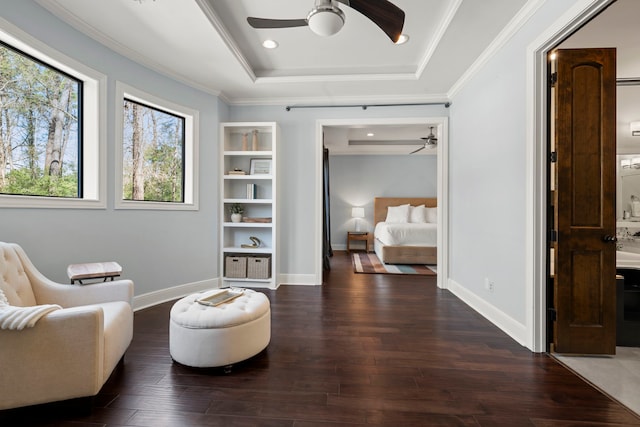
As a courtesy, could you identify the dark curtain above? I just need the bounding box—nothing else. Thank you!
[322,147,333,270]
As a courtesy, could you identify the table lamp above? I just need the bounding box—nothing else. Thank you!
[351,207,365,232]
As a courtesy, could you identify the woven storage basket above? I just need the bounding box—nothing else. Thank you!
[225,255,247,278]
[247,256,271,279]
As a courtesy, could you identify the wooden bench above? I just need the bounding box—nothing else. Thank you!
[67,262,122,284]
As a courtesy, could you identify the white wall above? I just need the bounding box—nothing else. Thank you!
[0,1,223,299]
[329,155,437,249]
[447,0,589,342]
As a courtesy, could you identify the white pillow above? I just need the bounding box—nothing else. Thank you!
[385,204,410,223]
[425,207,437,223]
[409,205,427,223]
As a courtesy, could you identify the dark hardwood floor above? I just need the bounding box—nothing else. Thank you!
[2,251,640,426]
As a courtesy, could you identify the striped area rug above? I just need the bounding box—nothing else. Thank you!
[352,253,437,276]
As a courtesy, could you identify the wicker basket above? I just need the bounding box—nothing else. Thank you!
[225,255,247,278]
[247,256,271,279]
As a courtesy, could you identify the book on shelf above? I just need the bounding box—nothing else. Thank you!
[246,183,256,199]
[228,169,246,175]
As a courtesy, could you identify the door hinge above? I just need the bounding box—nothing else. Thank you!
[550,229,557,242]
[550,151,557,163]
[549,72,557,87]
[548,308,556,322]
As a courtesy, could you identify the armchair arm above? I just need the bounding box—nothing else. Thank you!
[0,306,104,410]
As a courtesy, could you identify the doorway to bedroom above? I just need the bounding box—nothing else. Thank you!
[315,117,449,290]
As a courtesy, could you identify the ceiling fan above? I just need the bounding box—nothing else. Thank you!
[247,0,405,43]
[410,127,438,154]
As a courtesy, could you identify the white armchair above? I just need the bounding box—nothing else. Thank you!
[0,242,134,410]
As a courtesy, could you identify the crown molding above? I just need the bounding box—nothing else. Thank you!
[194,0,256,83]
[415,0,463,79]
[447,0,546,99]
[36,0,222,97]
[254,71,417,84]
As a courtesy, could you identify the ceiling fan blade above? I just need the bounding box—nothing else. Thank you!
[336,0,405,42]
[410,146,425,155]
[247,17,308,29]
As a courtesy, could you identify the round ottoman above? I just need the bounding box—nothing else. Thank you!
[169,288,270,369]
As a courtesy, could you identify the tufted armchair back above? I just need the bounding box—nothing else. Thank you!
[0,242,37,307]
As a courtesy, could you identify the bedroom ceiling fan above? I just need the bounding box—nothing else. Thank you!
[410,127,438,154]
[246,0,405,43]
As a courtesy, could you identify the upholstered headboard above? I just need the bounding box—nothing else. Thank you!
[373,197,437,226]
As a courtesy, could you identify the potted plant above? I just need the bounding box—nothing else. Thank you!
[230,203,244,223]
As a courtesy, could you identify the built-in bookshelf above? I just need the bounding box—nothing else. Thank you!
[220,122,279,289]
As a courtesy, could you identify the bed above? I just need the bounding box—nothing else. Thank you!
[373,197,437,265]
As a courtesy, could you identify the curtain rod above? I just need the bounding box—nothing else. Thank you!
[284,101,451,111]
[617,78,640,86]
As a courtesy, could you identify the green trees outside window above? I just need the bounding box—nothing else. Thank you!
[0,42,80,198]
[122,99,185,203]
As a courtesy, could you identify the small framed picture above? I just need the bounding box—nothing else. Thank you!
[250,158,272,175]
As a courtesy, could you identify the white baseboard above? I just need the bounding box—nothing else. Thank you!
[447,278,527,346]
[279,273,320,286]
[132,275,319,311]
[133,278,218,311]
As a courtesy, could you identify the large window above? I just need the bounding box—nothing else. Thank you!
[115,82,198,210]
[0,19,105,208]
[0,42,82,198]
[122,99,184,203]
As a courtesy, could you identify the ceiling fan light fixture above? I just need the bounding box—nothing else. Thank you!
[307,6,345,37]
[410,127,438,154]
[395,34,409,45]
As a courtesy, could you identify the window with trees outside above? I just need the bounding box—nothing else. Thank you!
[0,21,105,209]
[0,42,81,198]
[122,99,184,203]
[115,82,198,210]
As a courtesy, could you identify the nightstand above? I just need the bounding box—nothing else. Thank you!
[347,231,369,253]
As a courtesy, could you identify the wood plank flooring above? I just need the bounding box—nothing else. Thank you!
[2,251,639,426]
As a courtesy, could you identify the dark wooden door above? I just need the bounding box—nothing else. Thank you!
[553,48,616,355]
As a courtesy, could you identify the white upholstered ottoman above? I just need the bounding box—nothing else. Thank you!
[169,288,270,369]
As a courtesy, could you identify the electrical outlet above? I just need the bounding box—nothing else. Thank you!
[484,277,495,292]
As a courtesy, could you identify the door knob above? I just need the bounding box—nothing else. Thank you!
[602,235,617,243]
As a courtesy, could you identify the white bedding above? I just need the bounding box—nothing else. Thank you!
[374,222,437,247]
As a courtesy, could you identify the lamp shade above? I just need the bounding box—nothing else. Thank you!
[351,207,365,218]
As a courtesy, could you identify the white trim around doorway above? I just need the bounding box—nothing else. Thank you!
[315,117,449,289]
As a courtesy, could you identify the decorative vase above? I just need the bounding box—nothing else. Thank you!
[242,133,248,151]
[231,213,242,223]
[252,129,259,151]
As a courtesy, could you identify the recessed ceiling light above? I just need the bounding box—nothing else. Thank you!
[262,39,278,49]
[367,132,374,137]
[395,34,409,45]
